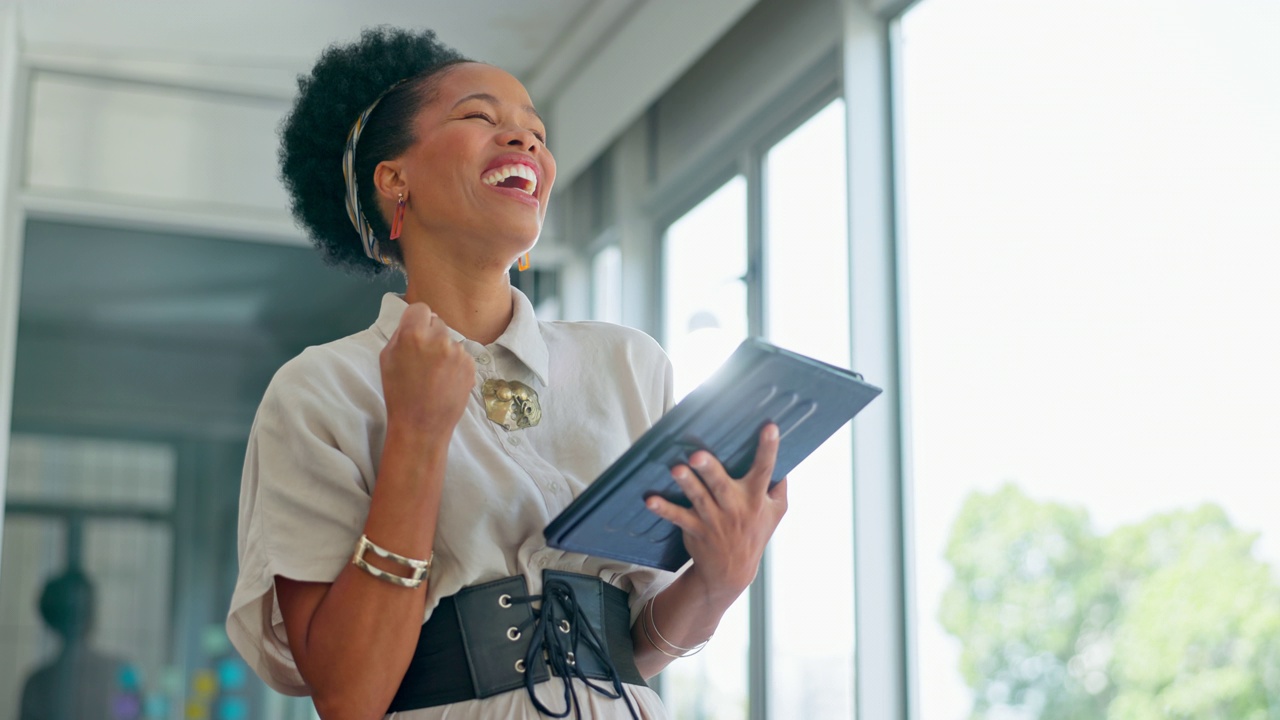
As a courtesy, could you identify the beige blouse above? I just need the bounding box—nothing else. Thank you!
[227,287,677,718]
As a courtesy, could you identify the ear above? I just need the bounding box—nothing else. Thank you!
[373,160,408,202]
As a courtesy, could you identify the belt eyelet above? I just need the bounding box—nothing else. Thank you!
[558,619,571,634]
[566,651,576,666]
[507,627,521,641]
[498,594,512,609]
[515,659,526,673]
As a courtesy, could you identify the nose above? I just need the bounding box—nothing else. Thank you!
[499,127,541,151]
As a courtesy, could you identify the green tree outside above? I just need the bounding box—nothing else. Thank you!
[940,485,1280,720]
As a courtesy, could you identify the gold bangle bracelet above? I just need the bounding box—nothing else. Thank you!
[643,596,710,658]
[641,606,685,659]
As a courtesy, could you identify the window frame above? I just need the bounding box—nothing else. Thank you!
[646,53,860,719]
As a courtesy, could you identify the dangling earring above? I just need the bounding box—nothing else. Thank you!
[517,253,531,272]
[389,193,406,240]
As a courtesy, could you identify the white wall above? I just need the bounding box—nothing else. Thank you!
[0,4,26,571]
[652,0,843,184]
[27,73,290,215]
[21,66,303,244]
[546,0,760,182]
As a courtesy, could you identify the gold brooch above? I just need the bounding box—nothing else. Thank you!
[481,379,542,431]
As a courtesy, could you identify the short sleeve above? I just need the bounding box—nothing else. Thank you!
[226,360,375,696]
[660,350,675,416]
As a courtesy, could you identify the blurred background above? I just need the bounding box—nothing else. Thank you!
[0,0,1276,719]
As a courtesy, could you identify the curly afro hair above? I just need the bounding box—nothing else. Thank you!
[280,27,471,277]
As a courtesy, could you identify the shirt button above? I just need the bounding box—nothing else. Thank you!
[508,435,520,446]
[534,556,547,568]
[476,354,491,365]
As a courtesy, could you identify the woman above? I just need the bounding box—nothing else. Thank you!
[227,28,787,719]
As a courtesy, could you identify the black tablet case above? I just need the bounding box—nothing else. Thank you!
[544,338,883,571]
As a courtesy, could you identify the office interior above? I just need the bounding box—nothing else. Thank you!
[1,0,1277,718]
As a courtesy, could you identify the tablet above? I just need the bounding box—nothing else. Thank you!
[544,337,882,571]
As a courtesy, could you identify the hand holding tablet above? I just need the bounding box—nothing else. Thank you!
[544,338,883,571]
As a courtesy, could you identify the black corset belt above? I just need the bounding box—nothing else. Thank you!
[388,570,645,718]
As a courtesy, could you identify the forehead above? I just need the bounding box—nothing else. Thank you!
[432,62,535,109]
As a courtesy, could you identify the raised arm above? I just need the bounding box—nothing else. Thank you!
[275,304,473,720]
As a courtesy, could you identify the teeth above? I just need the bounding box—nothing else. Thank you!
[482,163,538,194]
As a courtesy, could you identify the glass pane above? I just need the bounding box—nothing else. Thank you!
[2,436,176,720]
[660,176,750,719]
[83,519,173,688]
[900,1,1280,719]
[5,435,175,508]
[663,176,749,400]
[763,98,854,717]
[591,244,623,324]
[0,517,65,716]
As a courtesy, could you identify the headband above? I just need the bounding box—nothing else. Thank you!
[342,80,408,264]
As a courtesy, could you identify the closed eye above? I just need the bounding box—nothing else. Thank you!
[464,111,547,145]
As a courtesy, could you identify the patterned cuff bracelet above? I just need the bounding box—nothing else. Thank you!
[351,533,433,589]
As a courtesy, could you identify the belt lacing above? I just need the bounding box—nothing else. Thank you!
[507,577,641,719]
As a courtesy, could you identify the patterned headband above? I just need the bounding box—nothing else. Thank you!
[342,80,408,264]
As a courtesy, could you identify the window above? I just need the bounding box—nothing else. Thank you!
[762,98,853,717]
[591,245,623,325]
[899,1,1280,718]
[657,95,854,718]
[664,176,750,401]
[1,435,175,720]
[661,175,752,718]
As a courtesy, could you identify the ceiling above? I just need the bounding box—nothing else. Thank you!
[14,0,628,93]
[15,0,645,106]
[11,0,763,177]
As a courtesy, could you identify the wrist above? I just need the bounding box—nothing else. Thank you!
[678,565,746,617]
[384,418,451,462]
[375,423,449,499]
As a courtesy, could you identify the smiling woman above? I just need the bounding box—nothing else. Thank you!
[226,27,789,720]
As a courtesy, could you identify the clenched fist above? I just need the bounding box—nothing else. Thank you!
[380,303,476,440]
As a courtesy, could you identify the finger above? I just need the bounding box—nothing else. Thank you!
[768,476,789,507]
[402,302,434,323]
[670,464,718,514]
[645,495,701,535]
[745,423,781,496]
[395,303,436,340]
[688,451,734,506]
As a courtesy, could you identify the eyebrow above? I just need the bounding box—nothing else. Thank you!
[452,93,544,124]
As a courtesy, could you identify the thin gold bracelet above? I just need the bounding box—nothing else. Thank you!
[643,595,710,658]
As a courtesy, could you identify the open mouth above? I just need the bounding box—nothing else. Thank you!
[482,163,538,196]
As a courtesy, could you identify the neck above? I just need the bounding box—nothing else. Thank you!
[401,240,516,345]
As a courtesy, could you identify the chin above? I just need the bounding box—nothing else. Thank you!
[495,220,543,251]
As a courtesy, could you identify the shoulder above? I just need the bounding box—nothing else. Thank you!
[257,328,386,430]
[541,320,668,367]
[540,321,672,420]
[267,329,382,400]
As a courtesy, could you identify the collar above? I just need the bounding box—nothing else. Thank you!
[492,286,551,387]
[372,287,550,387]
